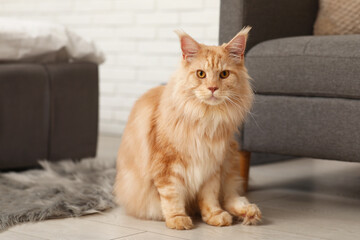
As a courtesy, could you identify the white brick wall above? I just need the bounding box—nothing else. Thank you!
[0,0,220,136]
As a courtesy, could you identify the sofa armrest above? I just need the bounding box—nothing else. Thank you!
[219,0,318,50]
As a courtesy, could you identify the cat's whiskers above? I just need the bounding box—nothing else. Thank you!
[224,95,242,109]
[226,92,253,111]
[225,92,261,129]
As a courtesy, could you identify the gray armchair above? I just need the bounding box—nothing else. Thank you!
[220,0,360,189]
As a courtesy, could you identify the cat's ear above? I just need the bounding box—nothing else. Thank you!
[224,26,251,63]
[175,30,200,62]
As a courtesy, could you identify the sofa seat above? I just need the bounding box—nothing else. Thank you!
[246,35,360,99]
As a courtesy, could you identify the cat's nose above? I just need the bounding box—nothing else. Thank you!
[208,87,218,93]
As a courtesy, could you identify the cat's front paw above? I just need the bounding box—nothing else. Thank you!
[203,210,232,227]
[166,215,193,230]
[235,204,262,225]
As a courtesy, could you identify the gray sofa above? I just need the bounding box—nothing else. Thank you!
[0,62,99,170]
[220,0,360,168]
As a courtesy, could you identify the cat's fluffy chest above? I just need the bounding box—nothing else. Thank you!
[173,134,227,197]
[164,106,231,197]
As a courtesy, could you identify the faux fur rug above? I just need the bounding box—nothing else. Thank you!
[0,158,116,231]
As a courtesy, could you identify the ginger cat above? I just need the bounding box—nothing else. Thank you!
[114,27,261,230]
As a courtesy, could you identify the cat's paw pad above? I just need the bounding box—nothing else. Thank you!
[237,204,262,225]
[204,210,232,227]
[166,215,193,230]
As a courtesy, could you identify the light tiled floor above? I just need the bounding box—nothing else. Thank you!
[1,136,360,240]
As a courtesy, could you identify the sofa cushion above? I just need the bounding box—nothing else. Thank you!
[314,0,360,35]
[242,95,360,162]
[246,35,360,99]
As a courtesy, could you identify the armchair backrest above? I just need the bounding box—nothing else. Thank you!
[219,0,319,51]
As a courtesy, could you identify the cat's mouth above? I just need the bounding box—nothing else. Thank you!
[210,95,217,101]
[194,90,224,106]
[203,95,223,105]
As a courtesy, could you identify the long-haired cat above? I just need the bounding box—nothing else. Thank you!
[114,27,261,230]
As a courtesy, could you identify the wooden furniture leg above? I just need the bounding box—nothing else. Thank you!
[239,150,251,192]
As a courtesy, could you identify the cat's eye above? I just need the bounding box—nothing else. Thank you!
[220,70,230,79]
[196,70,206,79]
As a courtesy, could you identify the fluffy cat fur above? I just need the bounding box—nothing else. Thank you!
[114,27,261,230]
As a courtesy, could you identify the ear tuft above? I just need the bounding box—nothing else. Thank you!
[224,26,251,63]
[175,30,200,62]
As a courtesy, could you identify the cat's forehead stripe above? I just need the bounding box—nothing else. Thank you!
[204,50,223,69]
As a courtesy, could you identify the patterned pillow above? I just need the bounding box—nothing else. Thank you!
[314,0,360,35]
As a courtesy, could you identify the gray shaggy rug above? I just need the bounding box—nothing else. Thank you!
[0,158,116,232]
